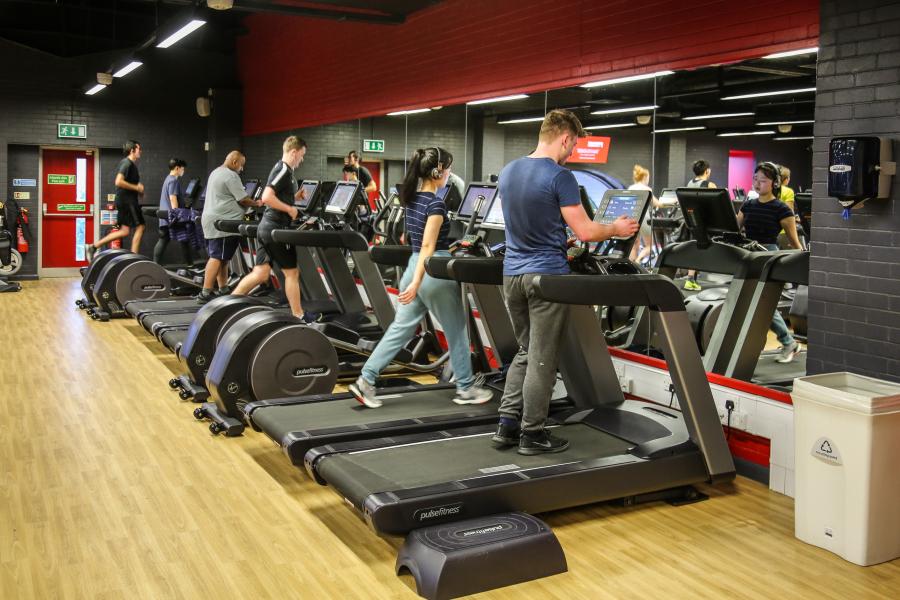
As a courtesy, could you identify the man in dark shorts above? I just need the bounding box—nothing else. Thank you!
[234,135,319,322]
[152,158,192,265]
[492,109,639,455]
[197,151,257,304]
[84,140,144,260]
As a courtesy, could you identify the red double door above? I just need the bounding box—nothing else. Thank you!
[41,149,95,271]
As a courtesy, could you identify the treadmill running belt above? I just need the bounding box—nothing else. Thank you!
[252,388,500,440]
[125,297,200,317]
[752,349,807,387]
[160,329,187,352]
[318,424,632,505]
[141,311,197,331]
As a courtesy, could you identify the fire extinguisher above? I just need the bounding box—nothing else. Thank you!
[110,226,122,249]
[16,207,29,254]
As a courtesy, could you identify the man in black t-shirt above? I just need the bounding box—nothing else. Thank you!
[232,135,320,323]
[344,150,377,195]
[84,140,145,261]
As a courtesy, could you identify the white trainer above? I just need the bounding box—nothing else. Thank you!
[453,385,494,405]
[349,376,382,408]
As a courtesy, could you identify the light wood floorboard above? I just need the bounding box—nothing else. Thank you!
[1,278,897,599]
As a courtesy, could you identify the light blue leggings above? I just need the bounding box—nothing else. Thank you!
[764,244,795,346]
[361,251,475,390]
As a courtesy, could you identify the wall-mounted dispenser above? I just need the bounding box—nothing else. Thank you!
[828,137,895,217]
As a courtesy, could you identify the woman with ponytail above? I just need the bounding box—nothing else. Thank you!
[349,147,493,408]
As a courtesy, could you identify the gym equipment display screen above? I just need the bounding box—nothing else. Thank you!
[481,195,505,229]
[326,181,359,215]
[675,188,740,235]
[297,180,318,209]
[594,189,651,239]
[457,184,497,219]
[184,178,200,198]
[243,179,259,199]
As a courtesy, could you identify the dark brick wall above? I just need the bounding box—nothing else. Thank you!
[809,0,900,382]
[0,38,239,276]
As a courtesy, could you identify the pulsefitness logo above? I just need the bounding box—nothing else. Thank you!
[141,284,165,291]
[461,524,503,537]
[415,503,463,522]
[292,366,328,377]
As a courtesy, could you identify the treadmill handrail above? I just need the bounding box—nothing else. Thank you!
[447,257,504,286]
[533,274,685,312]
[237,223,259,237]
[215,219,250,234]
[370,244,413,267]
[272,228,369,252]
[424,256,453,280]
[761,250,809,285]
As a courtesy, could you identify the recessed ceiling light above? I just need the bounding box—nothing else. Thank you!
[584,123,637,130]
[387,108,431,116]
[581,70,674,89]
[590,105,658,115]
[85,84,107,96]
[722,87,817,100]
[156,20,206,48]
[774,136,815,141]
[466,94,529,105]
[717,130,776,137]
[653,126,706,133]
[683,112,754,121]
[756,119,815,126]
[113,61,143,78]
[497,116,545,125]
[763,47,818,59]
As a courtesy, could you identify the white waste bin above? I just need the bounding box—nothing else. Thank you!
[793,372,900,566]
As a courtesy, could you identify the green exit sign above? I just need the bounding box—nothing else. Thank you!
[363,139,385,153]
[58,123,87,139]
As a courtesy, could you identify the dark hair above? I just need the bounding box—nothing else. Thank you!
[342,164,358,174]
[348,150,359,161]
[399,147,453,206]
[168,158,186,170]
[755,161,782,196]
[123,140,140,156]
[692,160,709,176]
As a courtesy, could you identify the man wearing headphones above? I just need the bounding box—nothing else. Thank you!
[737,162,803,364]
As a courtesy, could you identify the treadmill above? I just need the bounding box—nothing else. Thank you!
[241,184,530,461]
[305,189,735,536]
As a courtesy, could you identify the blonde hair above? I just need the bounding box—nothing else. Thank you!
[779,165,791,180]
[283,135,307,153]
[633,164,650,183]
[539,109,586,142]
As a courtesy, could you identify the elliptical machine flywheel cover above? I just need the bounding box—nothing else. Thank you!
[249,325,339,400]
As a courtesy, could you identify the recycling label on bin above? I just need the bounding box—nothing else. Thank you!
[812,436,843,465]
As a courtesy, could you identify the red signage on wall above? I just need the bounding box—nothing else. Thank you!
[569,136,611,164]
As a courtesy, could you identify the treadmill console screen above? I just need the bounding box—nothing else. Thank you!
[184,178,200,198]
[481,194,505,229]
[594,189,651,240]
[297,180,319,209]
[457,184,498,219]
[243,179,259,199]
[325,181,359,215]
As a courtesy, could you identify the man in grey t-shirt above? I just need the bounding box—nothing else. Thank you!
[197,150,258,304]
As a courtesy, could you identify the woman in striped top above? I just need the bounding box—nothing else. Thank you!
[349,147,493,408]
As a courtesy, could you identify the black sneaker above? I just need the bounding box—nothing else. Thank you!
[196,289,215,305]
[213,284,233,297]
[518,429,569,455]
[300,311,324,325]
[490,419,521,447]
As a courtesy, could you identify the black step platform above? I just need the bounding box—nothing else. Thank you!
[396,512,566,600]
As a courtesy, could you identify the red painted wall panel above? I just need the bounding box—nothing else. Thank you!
[238,0,819,135]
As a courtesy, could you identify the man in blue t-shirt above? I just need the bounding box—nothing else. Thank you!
[493,109,639,455]
[152,158,192,265]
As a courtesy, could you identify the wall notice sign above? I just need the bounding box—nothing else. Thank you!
[569,136,612,164]
[58,123,87,139]
[13,191,31,200]
[106,194,116,201]
[13,178,36,187]
[363,139,385,153]
[48,174,76,185]
[58,204,86,211]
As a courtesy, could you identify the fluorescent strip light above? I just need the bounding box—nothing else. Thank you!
[763,47,818,59]
[653,126,706,133]
[113,61,143,78]
[590,104,658,115]
[156,19,206,48]
[85,84,107,96]
[774,136,814,141]
[683,112,754,121]
[722,87,817,100]
[717,130,776,137]
[584,123,637,130]
[581,70,674,89]
[387,108,431,116]
[756,119,815,126]
[497,116,545,125]
[467,94,528,105]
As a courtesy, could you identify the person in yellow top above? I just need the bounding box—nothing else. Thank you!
[779,165,795,208]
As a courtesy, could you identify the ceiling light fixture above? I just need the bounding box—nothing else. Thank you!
[721,87,817,100]
[590,104,658,115]
[113,61,143,78]
[85,84,107,96]
[653,126,706,133]
[683,112,754,121]
[387,108,432,116]
[584,123,637,130]
[497,116,545,124]
[581,70,674,89]
[756,119,815,126]
[467,94,529,105]
[156,19,206,48]
[774,136,815,141]
[717,130,776,137]
[763,47,818,59]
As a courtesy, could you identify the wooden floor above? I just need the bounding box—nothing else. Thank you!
[2,278,898,599]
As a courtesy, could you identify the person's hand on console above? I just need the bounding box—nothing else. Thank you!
[289,206,299,221]
[613,215,639,238]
